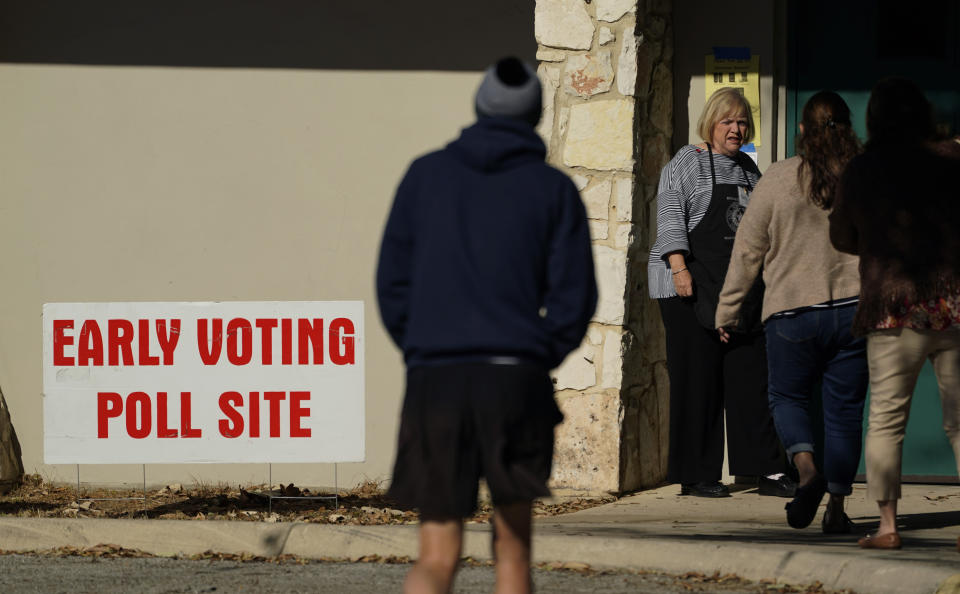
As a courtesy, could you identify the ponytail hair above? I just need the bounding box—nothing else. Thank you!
[796,91,862,209]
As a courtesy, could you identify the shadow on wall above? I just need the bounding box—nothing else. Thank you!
[788,0,960,139]
[0,0,536,71]
[0,387,24,495]
[670,1,959,159]
[669,0,777,155]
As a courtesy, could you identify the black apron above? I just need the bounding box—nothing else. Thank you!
[686,144,764,331]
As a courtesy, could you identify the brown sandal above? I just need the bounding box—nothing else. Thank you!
[858,532,901,549]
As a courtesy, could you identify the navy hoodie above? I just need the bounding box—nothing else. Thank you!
[376,117,597,369]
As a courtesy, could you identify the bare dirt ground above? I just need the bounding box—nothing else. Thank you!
[0,474,613,525]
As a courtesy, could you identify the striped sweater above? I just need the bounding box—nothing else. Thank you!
[647,145,761,298]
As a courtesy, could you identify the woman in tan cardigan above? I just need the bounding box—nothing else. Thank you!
[716,92,865,533]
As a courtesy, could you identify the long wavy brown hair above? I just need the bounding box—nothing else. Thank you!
[796,91,862,209]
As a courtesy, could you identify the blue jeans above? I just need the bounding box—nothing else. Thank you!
[765,305,868,495]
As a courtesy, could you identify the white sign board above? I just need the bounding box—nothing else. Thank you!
[42,301,364,464]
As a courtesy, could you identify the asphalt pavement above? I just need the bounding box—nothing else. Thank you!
[0,555,810,594]
[1,483,958,594]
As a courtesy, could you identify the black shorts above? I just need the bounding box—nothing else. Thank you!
[387,362,563,519]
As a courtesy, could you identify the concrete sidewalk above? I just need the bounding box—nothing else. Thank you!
[1,483,958,593]
[538,483,960,593]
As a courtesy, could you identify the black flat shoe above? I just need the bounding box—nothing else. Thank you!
[822,508,854,534]
[785,475,827,529]
[680,481,731,498]
[758,475,797,498]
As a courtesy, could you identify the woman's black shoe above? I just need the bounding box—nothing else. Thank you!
[758,475,797,497]
[680,481,731,498]
[785,475,827,529]
[822,508,854,534]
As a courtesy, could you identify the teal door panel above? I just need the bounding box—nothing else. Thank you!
[787,1,959,158]
[787,0,960,480]
[856,362,959,479]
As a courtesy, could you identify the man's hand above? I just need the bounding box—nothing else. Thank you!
[672,269,693,297]
[717,327,731,343]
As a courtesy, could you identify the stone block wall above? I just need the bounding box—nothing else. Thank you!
[535,0,672,493]
[620,0,674,493]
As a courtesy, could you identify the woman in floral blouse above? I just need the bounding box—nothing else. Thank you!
[829,77,960,551]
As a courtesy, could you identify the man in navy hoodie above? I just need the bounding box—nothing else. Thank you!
[376,57,597,593]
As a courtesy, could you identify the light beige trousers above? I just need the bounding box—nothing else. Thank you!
[865,328,960,501]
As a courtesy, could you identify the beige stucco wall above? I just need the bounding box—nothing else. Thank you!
[0,64,483,488]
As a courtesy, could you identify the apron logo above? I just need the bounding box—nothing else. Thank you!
[726,202,745,232]
[726,186,751,233]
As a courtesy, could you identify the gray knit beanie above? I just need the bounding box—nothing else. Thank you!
[475,57,542,127]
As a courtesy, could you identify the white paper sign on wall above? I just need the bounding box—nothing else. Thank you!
[42,301,364,464]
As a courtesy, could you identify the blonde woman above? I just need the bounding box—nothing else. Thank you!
[647,88,792,498]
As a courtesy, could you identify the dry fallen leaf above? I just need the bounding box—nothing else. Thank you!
[0,475,613,527]
[281,484,302,497]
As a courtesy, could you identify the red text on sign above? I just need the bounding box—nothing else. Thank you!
[97,391,202,439]
[196,318,355,366]
[53,319,181,366]
[218,391,311,438]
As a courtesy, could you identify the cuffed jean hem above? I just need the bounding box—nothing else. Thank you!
[766,305,868,500]
[784,442,815,461]
[827,481,853,496]
[786,444,852,494]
